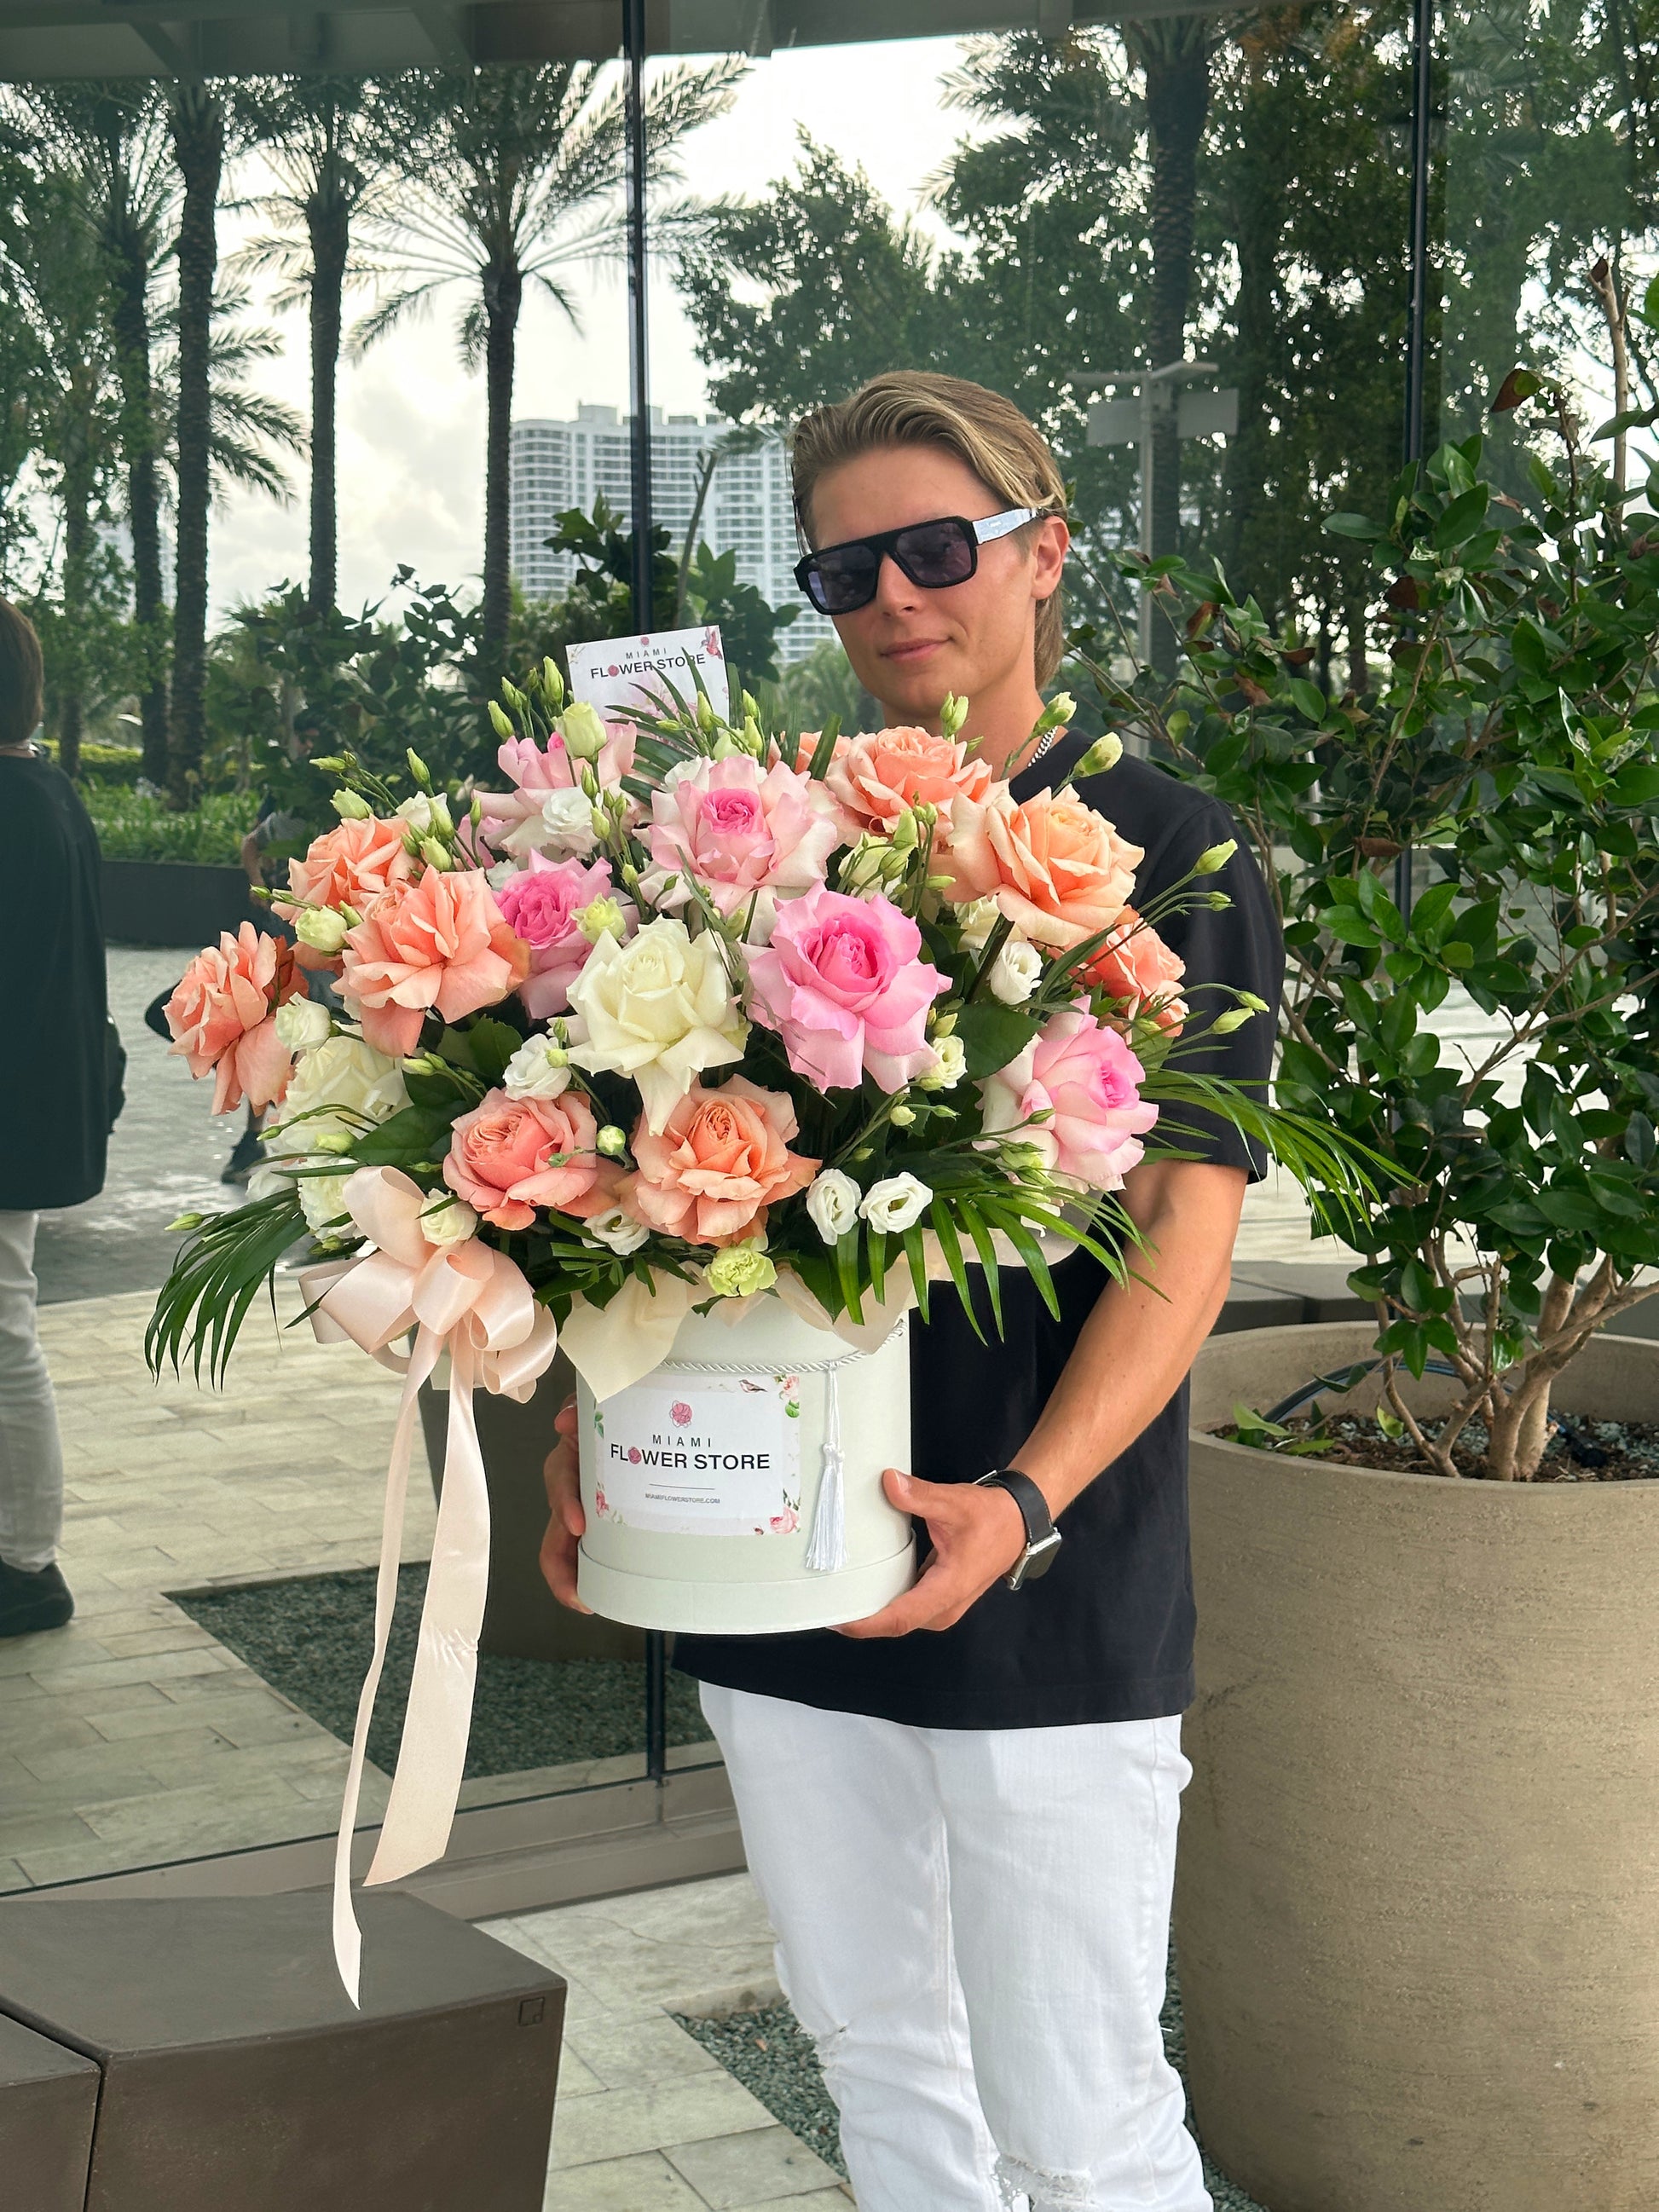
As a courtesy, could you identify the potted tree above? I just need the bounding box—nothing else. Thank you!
[1095,378,1659,2212]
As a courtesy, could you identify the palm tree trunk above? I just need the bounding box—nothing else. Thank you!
[57,421,94,779]
[306,187,347,616]
[480,254,523,690]
[167,85,223,811]
[1136,24,1215,678]
[107,250,169,783]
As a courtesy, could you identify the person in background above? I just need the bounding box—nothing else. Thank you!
[0,595,109,1637]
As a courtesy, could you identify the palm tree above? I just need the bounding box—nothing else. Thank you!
[167,78,226,806]
[353,58,745,687]
[229,75,401,615]
[153,277,307,502]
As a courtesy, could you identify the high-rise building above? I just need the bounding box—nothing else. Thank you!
[508,405,835,665]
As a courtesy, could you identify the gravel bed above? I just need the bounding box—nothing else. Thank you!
[1273,1409,1659,1482]
[173,1562,713,1777]
[674,1943,1270,2209]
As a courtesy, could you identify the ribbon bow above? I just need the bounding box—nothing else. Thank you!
[300,1166,558,2005]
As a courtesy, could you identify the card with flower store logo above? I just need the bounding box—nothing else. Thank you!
[591,1373,802,1534]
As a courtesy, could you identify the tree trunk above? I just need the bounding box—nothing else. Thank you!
[107,246,169,783]
[479,254,523,692]
[1136,22,1215,679]
[167,85,223,811]
[1218,73,1280,618]
[306,188,347,617]
[1344,578,1371,695]
[57,428,94,781]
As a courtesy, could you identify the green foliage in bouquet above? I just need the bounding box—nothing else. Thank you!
[1096,380,1659,1480]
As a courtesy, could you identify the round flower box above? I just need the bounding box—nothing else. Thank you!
[575,1295,916,1632]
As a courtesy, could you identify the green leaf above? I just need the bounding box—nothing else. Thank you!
[1609,762,1659,808]
[1324,908,1382,948]
[351,1106,455,1165]
[928,1198,982,1342]
[1322,512,1381,540]
[953,1000,1041,1081]
[806,714,841,781]
[899,1223,931,1323]
[834,1227,865,1326]
[1489,367,1543,414]
[1433,485,1490,550]
[956,1198,1003,1338]
[464,1018,523,1085]
[1286,678,1328,723]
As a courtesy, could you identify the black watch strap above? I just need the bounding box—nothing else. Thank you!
[974,1468,1062,1590]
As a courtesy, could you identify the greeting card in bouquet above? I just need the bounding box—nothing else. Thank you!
[567,624,730,723]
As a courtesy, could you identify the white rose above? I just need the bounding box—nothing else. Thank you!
[915,1033,967,1092]
[500,784,599,860]
[585,1204,650,1256]
[419,1192,478,1246]
[294,905,350,955]
[988,939,1043,1007]
[955,897,1001,950]
[859,1172,933,1234]
[805,1169,861,1245]
[263,1034,408,1156]
[502,1036,574,1100]
[298,1172,355,1238]
[275,996,332,1051]
[567,918,747,1135]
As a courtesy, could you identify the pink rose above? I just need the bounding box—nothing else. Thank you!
[636,755,840,935]
[943,787,1142,951]
[978,1005,1159,1191]
[494,853,636,1019]
[747,885,948,1094]
[442,1086,616,1231]
[827,725,994,831]
[165,924,308,1115]
[617,1075,818,1246]
[339,869,531,1058]
[1080,908,1188,1033]
[272,815,413,940]
[474,721,638,846]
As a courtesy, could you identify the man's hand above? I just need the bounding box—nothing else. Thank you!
[835,1469,1030,1639]
[539,1398,594,1614]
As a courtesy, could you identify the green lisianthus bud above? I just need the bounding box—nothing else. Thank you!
[406,748,431,787]
[542,657,564,707]
[429,794,454,838]
[939,693,968,740]
[419,837,453,871]
[889,1104,916,1127]
[1073,734,1124,778]
[589,808,609,841]
[1194,839,1238,875]
[1236,990,1269,1014]
[696,690,716,733]
[929,1009,957,1037]
[332,788,372,821]
[311,1131,356,1156]
[890,809,920,853]
[488,701,515,740]
[500,680,526,713]
[167,1211,206,1234]
[1204,890,1233,910]
[1046,690,1078,728]
[579,763,600,799]
[1210,1008,1256,1035]
[295,906,350,954]
[558,701,608,761]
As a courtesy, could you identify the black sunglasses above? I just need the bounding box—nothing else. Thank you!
[793,507,1043,616]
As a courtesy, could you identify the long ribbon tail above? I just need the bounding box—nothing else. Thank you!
[366,1331,491,1888]
[332,1324,440,2008]
[804,1361,846,1574]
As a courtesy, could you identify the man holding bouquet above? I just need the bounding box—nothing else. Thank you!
[544,373,1282,2212]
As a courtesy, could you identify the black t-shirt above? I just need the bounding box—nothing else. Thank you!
[674,735,1286,1729]
[0,752,110,1211]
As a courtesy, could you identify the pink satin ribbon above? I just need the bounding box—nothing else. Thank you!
[300,1165,557,2006]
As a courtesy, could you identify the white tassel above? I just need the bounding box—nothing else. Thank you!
[804,1363,846,1574]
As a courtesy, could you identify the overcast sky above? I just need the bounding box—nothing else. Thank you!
[209,36,970,621]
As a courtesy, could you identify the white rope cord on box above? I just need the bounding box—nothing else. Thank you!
[651,1340,893,1574]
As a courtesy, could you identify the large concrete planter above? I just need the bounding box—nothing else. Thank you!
[1177,1321,1659,2212]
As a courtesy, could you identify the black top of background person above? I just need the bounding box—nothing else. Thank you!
[675,733,1286,1729]
[0,751,110,1212]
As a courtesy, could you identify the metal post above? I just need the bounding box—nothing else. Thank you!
[624,0,654,633]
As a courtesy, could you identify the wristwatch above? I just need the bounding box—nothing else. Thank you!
[974,1469,1062,1591]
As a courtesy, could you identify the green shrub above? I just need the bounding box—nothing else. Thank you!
[84,788,260,864]
[41,740,145,785]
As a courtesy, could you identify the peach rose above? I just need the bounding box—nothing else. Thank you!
[339,869,531,1058]
[165,923,308,1115]
[273,815,413,930]
[942,786,1142,951]
[617,1075,818,1246]
[1081,909,1188,1032]
[442,1087,615,1231]
[827,725,994,831]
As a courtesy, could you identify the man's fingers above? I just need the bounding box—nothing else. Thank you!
[553,1396,579,1440]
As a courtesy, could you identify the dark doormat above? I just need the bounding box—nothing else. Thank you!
[673,1945,1269,2209]
[171,1563,714,1780]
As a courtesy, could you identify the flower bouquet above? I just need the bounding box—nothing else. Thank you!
[148,656,1358,1995]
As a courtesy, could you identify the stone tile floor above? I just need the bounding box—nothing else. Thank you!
[484,1872,853,2210]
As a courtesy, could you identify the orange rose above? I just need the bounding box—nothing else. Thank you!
[826,725,994,831]
[273,817,413,962]
[339,869,530,1058]
[1081,909,1188,1033]
[942,787,1142,951]
[443,1087,615,1232]
[165,923,308,1115]
[617,1075,818,1246]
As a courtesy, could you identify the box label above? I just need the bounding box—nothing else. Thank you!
[589,1372,802,1535]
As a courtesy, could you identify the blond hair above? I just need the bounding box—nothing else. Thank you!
[791,372,1069,685]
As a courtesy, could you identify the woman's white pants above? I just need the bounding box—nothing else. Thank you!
[698,1681,1211,2212]
[0,1212,63,1572]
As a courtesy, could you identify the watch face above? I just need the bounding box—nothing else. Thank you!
[1009,1529,1062,1590]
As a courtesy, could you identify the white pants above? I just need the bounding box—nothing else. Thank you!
[0,1213,64,1572]
[699,1682,1210,2212]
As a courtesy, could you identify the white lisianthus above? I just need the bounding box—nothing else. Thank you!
[859,1173,933,1234]
[502,1035,575,1100]
[244,1163,288,1204]
[263,1034,408,1156]
[805,1169,861,1245]
[396,793,438,835]
[955,897,1001,951]
[567,918,747,1134]
[988,939,1043,1006]
[500,785,600,860]
[557,701,608,761]
[275,996,332,1051]
[298,1172,355,1238]
[915,1034,967,1092]
[419,1191,478,1246]
[486,858,519,892]
[294,905,350,956]
[585,1204,650,1256]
